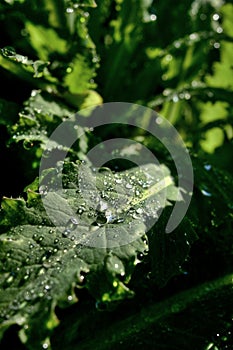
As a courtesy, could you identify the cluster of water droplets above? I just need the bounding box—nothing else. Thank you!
[0,216,91,323]
[1,46,29,63]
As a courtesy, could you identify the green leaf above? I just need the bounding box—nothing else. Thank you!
[0,160,184,347]
[206,41,233,90]
[10,90,79,151]
[9,90,102,175]
[25,22,67,61]
[0,46,56,89]
[150,212,198,287]
[192,156,233,227]
[52,274,233,350]
[64,54,96,94]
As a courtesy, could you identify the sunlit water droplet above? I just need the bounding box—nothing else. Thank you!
[213,42,220,49]
[173,94,179,102]
[23,140,34,150]
[125,183,133,189]
[63,217,79,237]
[201,189,212,197]
[150,14,157,21]
[213,13,220,21]
[66,7,74,13]
[1,46,16,57]
[204,164,212,171]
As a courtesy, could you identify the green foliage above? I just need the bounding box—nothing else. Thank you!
[0,161,184,348]
[0,0,232,349]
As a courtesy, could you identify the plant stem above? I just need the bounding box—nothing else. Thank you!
[76,274,233,350]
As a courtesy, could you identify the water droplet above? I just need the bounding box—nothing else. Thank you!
[213,13,220,21]
[115,178,122,184]
[1,46,16,58]
[106,211,116,223]
[213,42,220,49]
[66,7,74,13]
[200,13,207,20]
[204,164,212,171]
[23,140,34,150]
[189,33,198,40]
[98,201,108,212]
[67,295,73,301]
[150,14,157,21]
[125,183,133,189]
[136,208,143,215]
[24,291,31,301]
[66,66,73,73]
[201,189,212,197]
[42,343,49,349]
[31,90,37,97]
[173,94,179,102]
[63,217,79,236]
[42,149,52,159]
[137,252,144,261]
[95,212,107,225]
[216,26,223,34]
[39,185,48,196]
[80,17,86,23]
[174,40,181,48]
[77,205,86,214]
[113,281,118,287]
[10,300,20,310]
[116,217,124,223]
[155,116,163,125]
[184,92,191,100]
[6,275,14,284]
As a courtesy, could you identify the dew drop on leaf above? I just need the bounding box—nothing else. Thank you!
[116,217,124,223]
[204,164,212,171]
[23,140,34,150]
[201,189,212,197]
[6,275,14,284]
[39,185,48,196]
[1,46,16,57]
[137,252,144,261]
[125,183,133,189]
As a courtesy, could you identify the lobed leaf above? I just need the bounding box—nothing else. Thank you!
[0,160,184,348]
